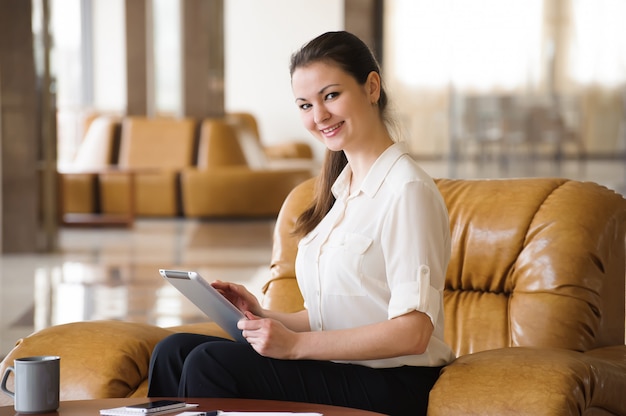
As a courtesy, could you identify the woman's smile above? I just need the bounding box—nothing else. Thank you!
[321,121,344,137]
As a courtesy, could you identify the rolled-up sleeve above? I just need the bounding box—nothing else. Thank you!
[383,180,450,327]
[388,265,441,325]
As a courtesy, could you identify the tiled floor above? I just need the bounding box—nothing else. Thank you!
[1,156,625,358]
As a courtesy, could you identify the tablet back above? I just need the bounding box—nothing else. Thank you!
[159,269,247,343]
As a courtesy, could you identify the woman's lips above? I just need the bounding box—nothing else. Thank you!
[320,121,344,136]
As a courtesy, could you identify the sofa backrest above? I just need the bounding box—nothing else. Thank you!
[224,113,270,169]
[117,116,196,170]
[436,178,625,355]
[264,177,626,358]
[196,118,248,169]
[226,112,262,143]
[71,115,121,169]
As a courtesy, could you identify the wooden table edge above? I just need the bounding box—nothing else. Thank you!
[0,397,388,415]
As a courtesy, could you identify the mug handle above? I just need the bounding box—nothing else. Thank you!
[1,366,15,398]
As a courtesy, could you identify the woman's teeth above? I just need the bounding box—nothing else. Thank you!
[322,122,343,133]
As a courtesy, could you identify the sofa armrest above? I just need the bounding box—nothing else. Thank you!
[0,321,226,405]
[583,345,626,412]
[428,346,626,416]
[261,276,304,313]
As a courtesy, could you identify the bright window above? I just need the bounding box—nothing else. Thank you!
[390,0,543,91]
[569,0,626,86]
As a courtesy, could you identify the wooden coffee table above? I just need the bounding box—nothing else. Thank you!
[0,397,388,415]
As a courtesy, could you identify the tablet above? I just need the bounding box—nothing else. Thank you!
[159,269,247,343]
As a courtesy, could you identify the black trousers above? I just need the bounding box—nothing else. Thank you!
[147,333,442,416]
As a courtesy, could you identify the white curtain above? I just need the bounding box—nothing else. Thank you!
[385,0,626,157]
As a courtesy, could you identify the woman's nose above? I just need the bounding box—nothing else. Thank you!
[313,105,330,124]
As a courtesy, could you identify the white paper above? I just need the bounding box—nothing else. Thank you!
[100,403,199,416]
[215,413,322,416]
[176,412,322,416]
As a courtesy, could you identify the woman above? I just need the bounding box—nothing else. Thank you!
[148,31,455,416]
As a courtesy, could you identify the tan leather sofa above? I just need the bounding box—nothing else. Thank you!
[180,118,314,217]
[57,115,196,219]
[98,116,197,217]
[2,177,625,415]
[58,114,315,220]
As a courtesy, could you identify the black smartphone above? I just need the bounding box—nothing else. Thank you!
[124,400,186,413]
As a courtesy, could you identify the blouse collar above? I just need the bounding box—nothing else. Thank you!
[331,142,409,200]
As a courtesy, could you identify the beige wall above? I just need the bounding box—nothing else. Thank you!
[224,0,344,161]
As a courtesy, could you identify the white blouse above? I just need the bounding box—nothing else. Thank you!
[295,142,456,368]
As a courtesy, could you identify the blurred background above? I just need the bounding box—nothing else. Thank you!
[47,0,626,165]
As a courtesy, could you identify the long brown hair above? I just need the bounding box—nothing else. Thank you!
[290,31,390,237]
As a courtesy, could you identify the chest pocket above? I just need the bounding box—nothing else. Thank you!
[322,233,373,296]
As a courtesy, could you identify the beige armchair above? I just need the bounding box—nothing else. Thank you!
[263,177,626,415]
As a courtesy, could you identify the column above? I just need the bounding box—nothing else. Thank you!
[125,0,149,116]
[344,0,383,63]
[181,0,224,118]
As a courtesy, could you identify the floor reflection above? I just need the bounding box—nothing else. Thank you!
[38,263,269,329]
[1,218,275,358]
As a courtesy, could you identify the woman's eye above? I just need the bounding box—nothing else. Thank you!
[324,92,339,101]
[299,103,312,111]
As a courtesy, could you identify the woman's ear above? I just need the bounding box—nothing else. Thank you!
[366,71,382,105]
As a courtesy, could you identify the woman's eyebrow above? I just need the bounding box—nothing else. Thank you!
[319,84,340,94]
[295,84,341,103]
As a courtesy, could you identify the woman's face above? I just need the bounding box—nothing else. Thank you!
[291,61,381,153]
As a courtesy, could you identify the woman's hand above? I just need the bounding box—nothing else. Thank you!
[238,311,300,359]
[211,280,263,317]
